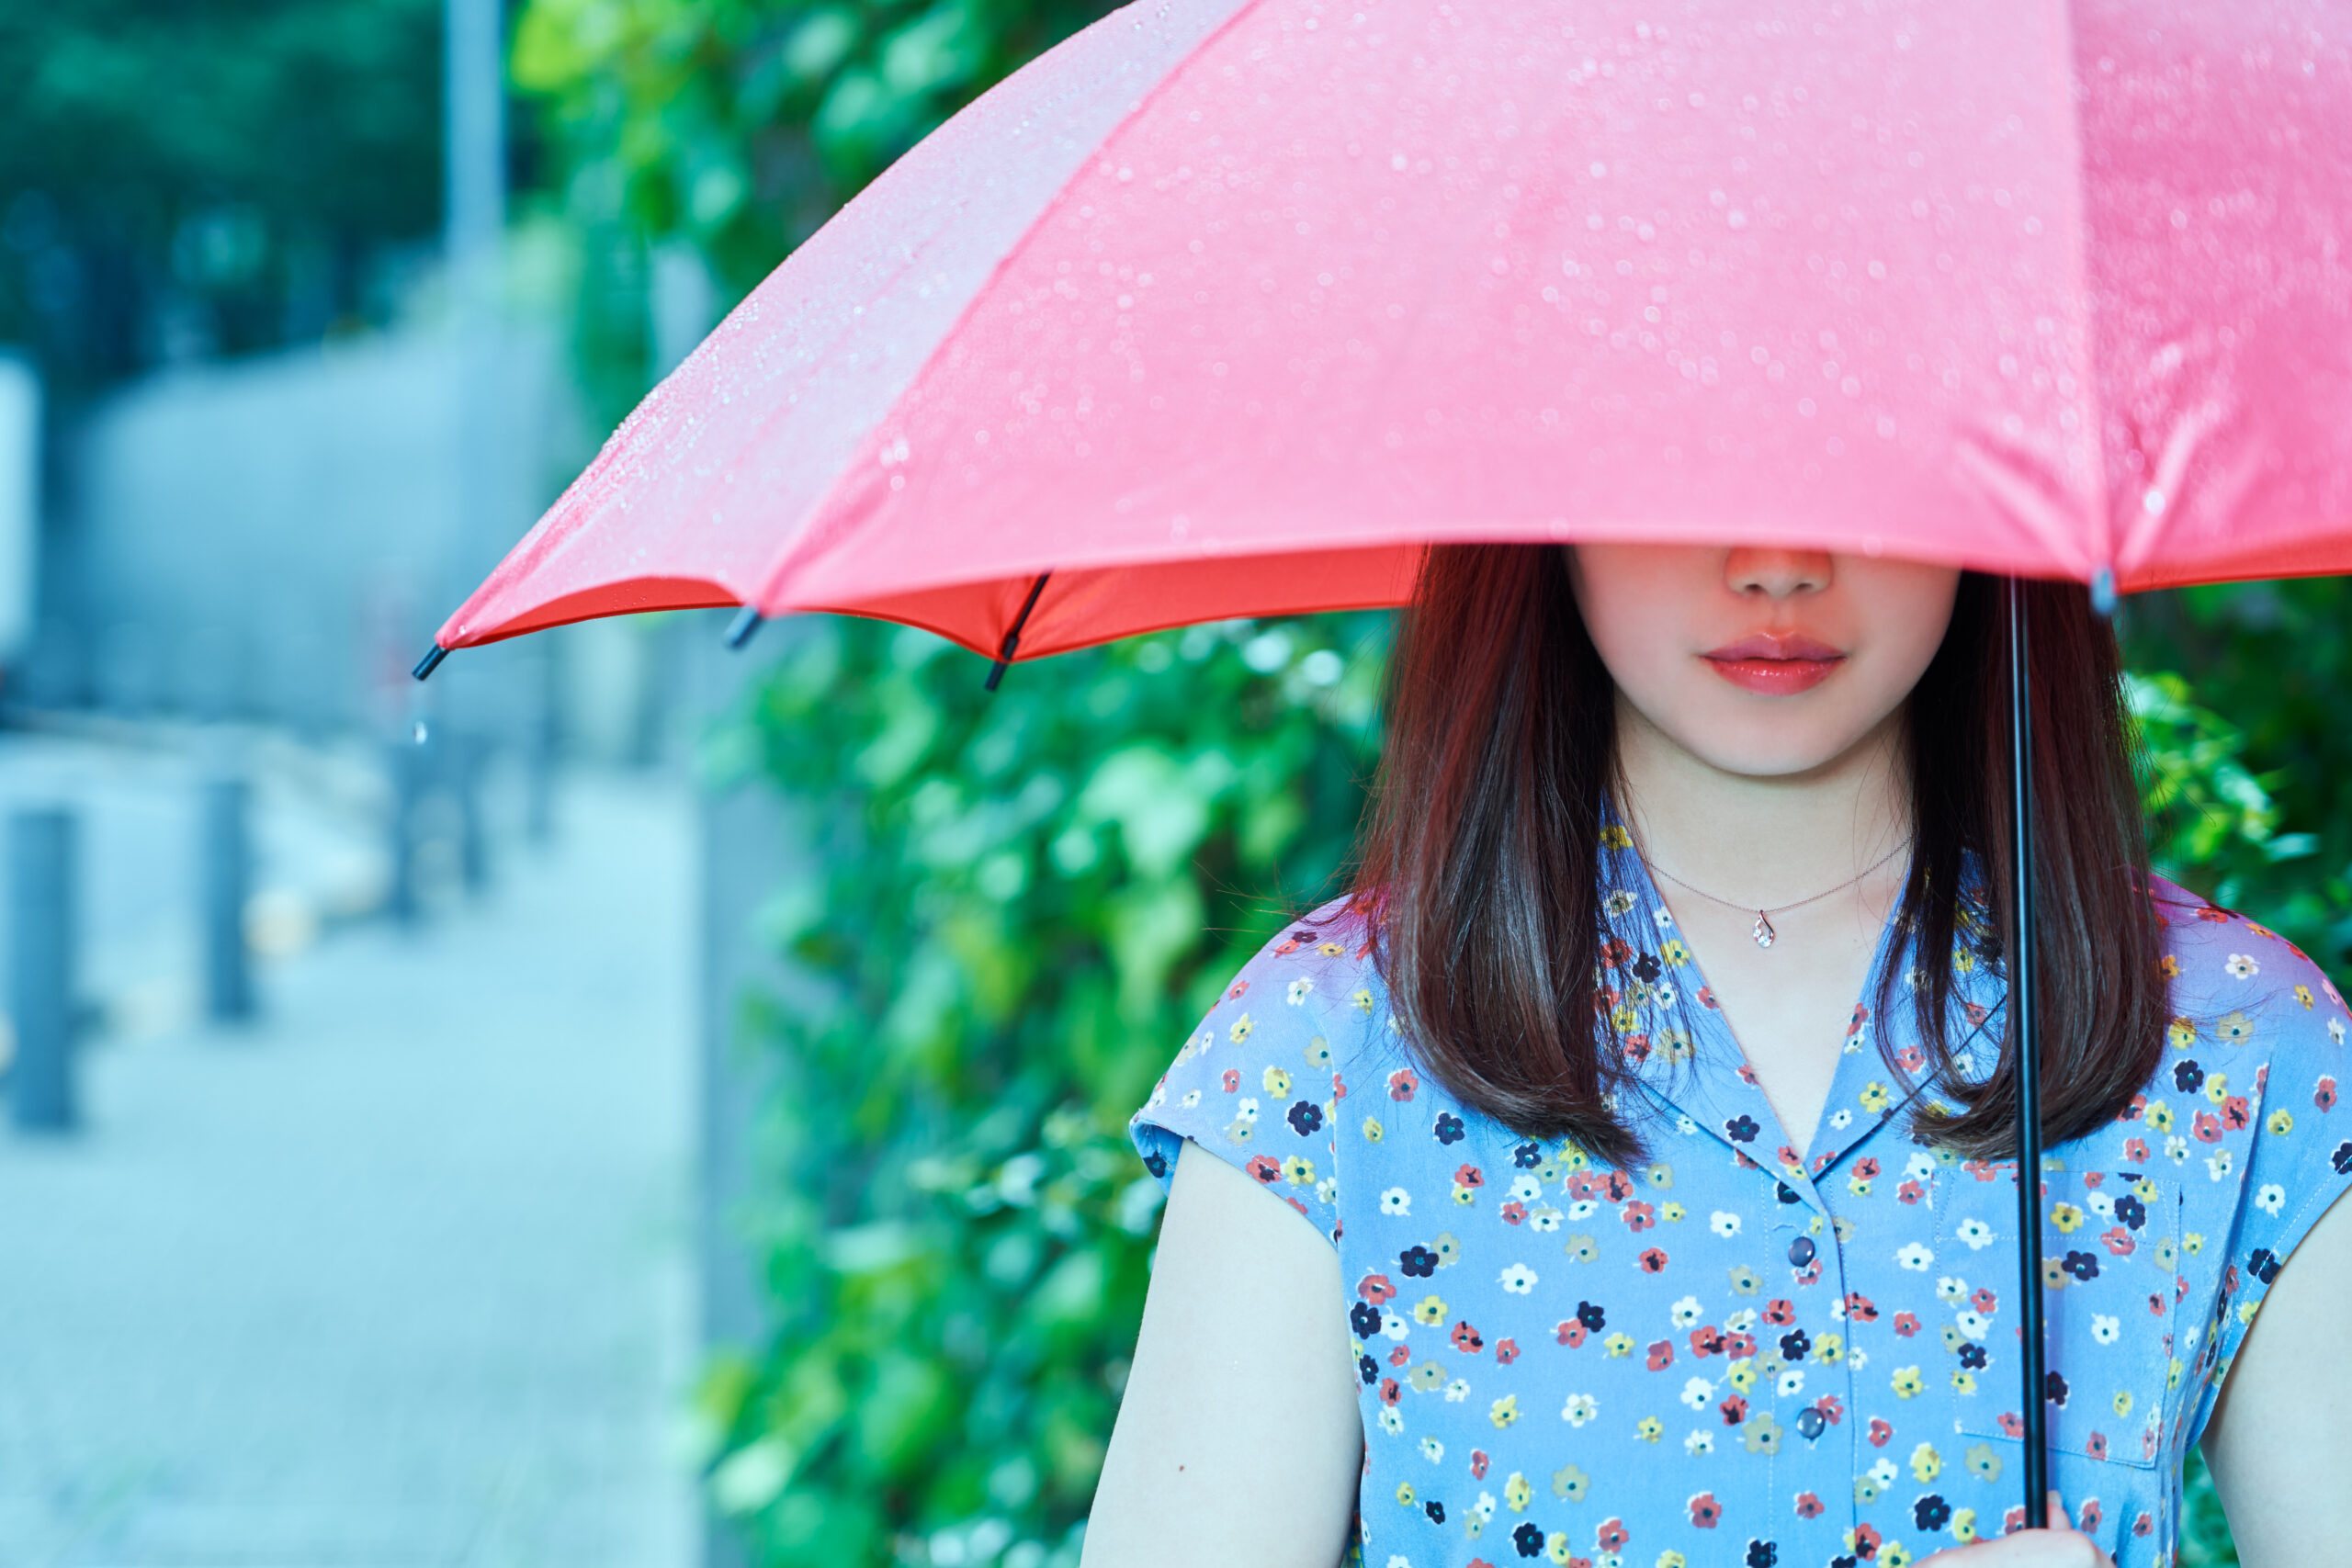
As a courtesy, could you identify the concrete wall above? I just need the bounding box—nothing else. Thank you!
[48,319,635,749]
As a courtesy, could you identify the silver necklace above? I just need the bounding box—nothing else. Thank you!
[1638,837,1913,949]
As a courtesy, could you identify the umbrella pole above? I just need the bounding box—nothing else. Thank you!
[2006,575,2049,1530]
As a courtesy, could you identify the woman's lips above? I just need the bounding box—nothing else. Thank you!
[1702,632,1846,694]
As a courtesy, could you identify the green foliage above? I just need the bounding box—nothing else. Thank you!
[2129,670,2324,918]
[695,615,1385,1565]
[2125,581,2352,969]
[2179,1446,2237,1567]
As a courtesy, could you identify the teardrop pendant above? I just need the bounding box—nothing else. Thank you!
[1752,910,1777,949]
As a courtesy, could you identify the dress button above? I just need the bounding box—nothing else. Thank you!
[1797,1407,1826,1440]
[1787,1235,1816,1266]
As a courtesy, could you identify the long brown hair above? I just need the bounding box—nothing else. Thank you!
[1342,544,2165,1168]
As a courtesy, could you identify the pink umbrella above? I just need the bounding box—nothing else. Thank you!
[415,0,2352,1529]
[417,0,2352,678]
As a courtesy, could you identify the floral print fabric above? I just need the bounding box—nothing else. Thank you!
[1128,833,2352,1568]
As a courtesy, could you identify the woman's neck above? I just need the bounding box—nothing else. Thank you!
[1611,694,1916,1156]
[1611,693,1912,906]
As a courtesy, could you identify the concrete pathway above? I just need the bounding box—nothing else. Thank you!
[0,763,700,1568]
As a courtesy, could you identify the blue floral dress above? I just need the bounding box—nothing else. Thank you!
[1128,833,2352,1568]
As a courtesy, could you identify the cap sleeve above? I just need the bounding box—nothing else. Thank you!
[2196,925,2352,1385]
[1127,903,1380,1249]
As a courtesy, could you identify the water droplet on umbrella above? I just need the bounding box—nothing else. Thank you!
[413,720,430,745]
[2143,488,2167,516]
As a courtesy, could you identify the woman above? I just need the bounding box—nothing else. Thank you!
[1084,545,2352,1568]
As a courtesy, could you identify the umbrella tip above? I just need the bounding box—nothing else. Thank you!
[2090,567,2117,618]
[725,607,764,649]
[981,570,1055,694]
[412,644,448,682]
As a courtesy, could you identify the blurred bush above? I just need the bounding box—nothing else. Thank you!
[2126,581,2352,971]
[694,614,1385,1565]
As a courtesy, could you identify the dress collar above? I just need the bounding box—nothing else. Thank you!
[1592,814,2007,1206]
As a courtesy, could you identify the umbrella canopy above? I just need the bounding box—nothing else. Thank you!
[430,0,2352,668]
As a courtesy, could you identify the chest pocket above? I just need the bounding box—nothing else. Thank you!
[1931,1165,2181,1468]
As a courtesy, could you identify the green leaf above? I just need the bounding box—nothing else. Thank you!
[853,1352,954,1480]
[1080,745,1213,880]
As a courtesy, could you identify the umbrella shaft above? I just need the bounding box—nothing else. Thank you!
[2007,576,2049,1529]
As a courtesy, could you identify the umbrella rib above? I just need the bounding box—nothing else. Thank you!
[984,572,1054,692]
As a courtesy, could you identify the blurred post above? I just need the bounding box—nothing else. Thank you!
[386,736,426,927]
[0,354,40,675]
[10,806,77,1132]
[525,637,559,844]
[445,0,509,880]
[446,0,503,271]
[200,774,255,1022]
[453,729,489,894]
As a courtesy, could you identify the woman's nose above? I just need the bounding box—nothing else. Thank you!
[1724,547,1834,599]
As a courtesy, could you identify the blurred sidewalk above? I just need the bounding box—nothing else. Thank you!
[0,742,699,1567]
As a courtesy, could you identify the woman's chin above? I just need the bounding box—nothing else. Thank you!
[1659,711,1893,783]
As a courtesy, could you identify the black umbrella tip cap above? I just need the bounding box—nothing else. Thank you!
[725,607,764,649]
[412,644,448,682]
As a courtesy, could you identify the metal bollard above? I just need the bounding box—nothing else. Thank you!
[10,807,77,1132]
[385,736,424,926]
[200,775,254,1022]
[452,730,490,896]
[526,639,559,845]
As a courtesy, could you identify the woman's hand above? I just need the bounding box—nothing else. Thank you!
[1914,1494,2113,1566]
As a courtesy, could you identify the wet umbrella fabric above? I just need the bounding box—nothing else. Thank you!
[421,0,2352,1530]
[428,0,2352,665]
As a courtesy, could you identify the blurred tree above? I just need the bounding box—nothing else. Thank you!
[693,614,1384,1566]
[0,0,448,389]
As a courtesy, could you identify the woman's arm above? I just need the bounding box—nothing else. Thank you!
[2199,1181,2352,1567]
[1083,1138,1365,1568]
